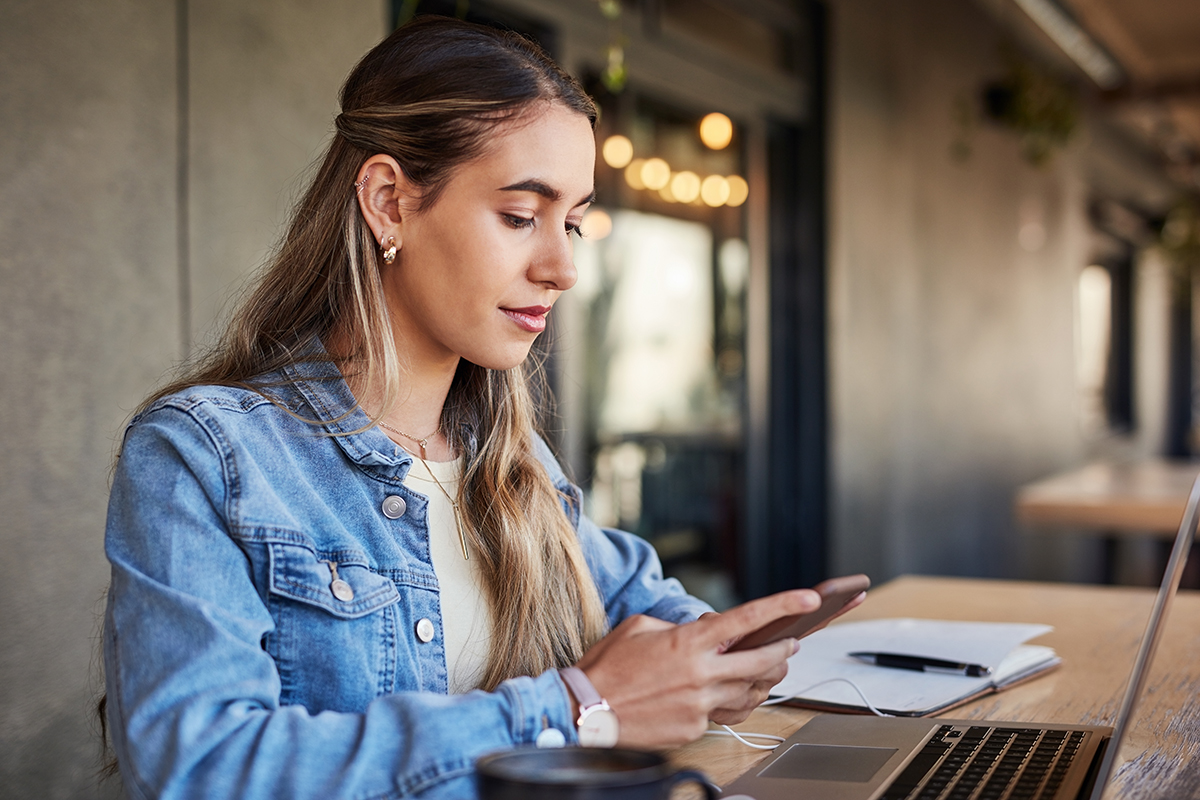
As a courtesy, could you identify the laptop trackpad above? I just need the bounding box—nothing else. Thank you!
[759,744,898,782]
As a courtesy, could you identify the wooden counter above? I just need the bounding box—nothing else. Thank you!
[669,575,1200,799]
[1015,459,1200,536]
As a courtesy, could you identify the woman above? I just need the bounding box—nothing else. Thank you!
[102,16,831,799]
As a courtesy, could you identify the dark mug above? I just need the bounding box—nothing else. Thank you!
[476,746,719,799]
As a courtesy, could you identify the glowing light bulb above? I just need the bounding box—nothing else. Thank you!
[699,112,733,150]
[624,159,647,190]
[700,175,730,207]
[580,208,613,240]
[725,175,749,206]
[640,158,671,190]
[601,135,634,169]
[670,171,701,203]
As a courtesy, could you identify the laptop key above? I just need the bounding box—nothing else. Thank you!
[878,738,953,800]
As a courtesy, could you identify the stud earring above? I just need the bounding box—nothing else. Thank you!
[382,236,397,264]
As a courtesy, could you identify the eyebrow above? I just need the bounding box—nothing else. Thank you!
[500,179,595,207]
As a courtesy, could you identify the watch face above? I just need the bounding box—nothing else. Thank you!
[578,706,620,748]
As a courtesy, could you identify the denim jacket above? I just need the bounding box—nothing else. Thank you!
[103,357,711,799]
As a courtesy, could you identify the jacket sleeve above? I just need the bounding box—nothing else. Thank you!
[577,512,716,626]
[529,435,714,627]
[104,408,577,800]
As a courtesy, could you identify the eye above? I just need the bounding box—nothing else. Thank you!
[503,214,535,230]
[566,222,583,238]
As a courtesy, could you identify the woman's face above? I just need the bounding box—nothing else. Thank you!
[385,103,595,372]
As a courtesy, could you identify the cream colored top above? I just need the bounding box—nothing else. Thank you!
[402,456,493,693]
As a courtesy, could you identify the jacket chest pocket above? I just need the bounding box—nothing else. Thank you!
[265,542,402,713]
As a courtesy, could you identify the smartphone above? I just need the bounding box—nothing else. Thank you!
[726,573,870,652]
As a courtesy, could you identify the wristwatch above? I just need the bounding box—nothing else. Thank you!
[559,667,619,748]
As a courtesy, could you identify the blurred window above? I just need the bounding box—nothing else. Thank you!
[553,91,749,610]
[1077,264,1112,432]
[1077,257,1133,434]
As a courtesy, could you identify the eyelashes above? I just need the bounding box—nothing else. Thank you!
[503,214,535,230]
[503,214,584,238]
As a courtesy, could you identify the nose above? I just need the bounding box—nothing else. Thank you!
[530,228,579,292]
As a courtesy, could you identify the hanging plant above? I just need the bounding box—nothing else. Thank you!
[597,0,628,93]
[953,48,1079,168]
[1159,200,1200,304]
[1160,202,1200,265]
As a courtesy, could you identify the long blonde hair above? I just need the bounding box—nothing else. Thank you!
[137,17,608,689]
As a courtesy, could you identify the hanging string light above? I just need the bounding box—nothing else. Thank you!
[640,158,671,191]
[602,135,634,169]
[699,112,734,150]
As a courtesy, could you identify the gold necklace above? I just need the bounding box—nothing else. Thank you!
[377,420,468,560]
[378,420,438,459]
[414,456,470,561]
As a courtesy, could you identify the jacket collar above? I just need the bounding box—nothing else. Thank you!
[278,341,563,489]
[280,343,415,474]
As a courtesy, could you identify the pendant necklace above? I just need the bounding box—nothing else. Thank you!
[415,456,470,561]
[378,420,469,560]
[378,420,437,459]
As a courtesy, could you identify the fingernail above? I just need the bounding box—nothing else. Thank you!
[791,638,801,655]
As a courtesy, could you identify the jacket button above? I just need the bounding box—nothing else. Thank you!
[381,495,407,519]
[415,618,435,643]
[330,579,354,602]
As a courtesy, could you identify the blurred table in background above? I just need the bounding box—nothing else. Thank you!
[669,575,1200,799]
[1015,459,1200,584]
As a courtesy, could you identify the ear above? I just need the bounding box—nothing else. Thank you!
[354,154,418,250]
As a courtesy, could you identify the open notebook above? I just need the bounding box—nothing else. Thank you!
[769,618,1061,716]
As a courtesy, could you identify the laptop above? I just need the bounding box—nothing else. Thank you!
[723,472,1200,800]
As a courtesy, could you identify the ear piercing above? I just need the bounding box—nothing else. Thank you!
[382,236,397,264]
[354,174,369,194]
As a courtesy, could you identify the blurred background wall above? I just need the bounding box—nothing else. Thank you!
[0,2,383,796]
[1,0,1196,796]
[827,0,1176,581]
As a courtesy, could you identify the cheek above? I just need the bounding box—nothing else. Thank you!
[441,229,525,296]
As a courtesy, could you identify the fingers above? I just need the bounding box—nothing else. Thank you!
[707,657,792,725]
[710,707,755,726]
[697,589,820,647]
[700,638,796,690]
[753,654,792,688]
[705,670,783,721]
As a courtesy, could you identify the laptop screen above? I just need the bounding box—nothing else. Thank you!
[1087,470,1200,799]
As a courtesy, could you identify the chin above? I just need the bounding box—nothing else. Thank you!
[465,343,538,373]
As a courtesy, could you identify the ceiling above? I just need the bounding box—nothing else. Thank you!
[1061,0,1200,194]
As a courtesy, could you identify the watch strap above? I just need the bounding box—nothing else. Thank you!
[559,666,602,711]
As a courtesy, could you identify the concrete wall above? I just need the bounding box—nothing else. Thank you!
[187,2,386,346]
[0,2,382,796]
[827,0,1173,583]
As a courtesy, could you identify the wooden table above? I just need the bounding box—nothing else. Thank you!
[1015,459,1200,535]
[1015,459,1200,584]
[669,575,1200,799]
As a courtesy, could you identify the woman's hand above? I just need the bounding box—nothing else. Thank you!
[574,590,822,749]
[701,588,866,725]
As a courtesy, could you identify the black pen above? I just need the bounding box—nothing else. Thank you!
[848,651,993,677]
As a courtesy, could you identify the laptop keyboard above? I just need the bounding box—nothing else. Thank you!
[879,725,1086,800]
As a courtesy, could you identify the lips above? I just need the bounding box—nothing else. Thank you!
[501,305,551,333]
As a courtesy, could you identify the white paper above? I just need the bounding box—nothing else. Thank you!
[769,618,1055,715]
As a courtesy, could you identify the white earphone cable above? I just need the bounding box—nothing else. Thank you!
[759,677,895,717]
[708,726,785,750]
[704,677,894,750]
